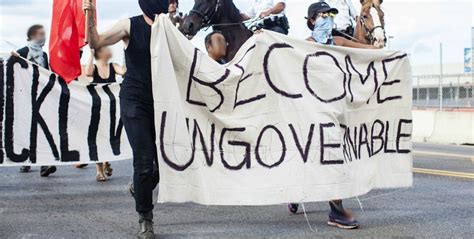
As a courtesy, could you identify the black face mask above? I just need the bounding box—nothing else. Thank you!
[139,0,169,20]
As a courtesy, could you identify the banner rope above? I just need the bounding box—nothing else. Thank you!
[0,39,46,69]
[0,39,19,49]
[301,203,317,233]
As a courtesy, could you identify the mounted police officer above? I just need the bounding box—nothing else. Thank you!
[241,0,290,35]
[320,0,358,39]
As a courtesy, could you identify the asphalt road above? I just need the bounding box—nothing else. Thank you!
[0,143,473,239]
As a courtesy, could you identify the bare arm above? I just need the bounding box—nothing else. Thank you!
[85,50,95,77]
[260,2,286,17]
[113,63,126,76]
[83,0,129,49]
[271,2,286,14]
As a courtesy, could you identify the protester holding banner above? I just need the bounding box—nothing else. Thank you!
[205,31,228,64]
[85,47,126,181]
[83,0,168,238]
[10,24,57,177]
[306,2,379,49]
[168,0,179,18]
[289,2,384,229]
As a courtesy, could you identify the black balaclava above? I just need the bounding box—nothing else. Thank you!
[139,0,169,20]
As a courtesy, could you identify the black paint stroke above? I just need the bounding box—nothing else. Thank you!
[219,127,251,170]
[5,57,30,162]
[255,125,286,168]
[0,60,4,163]
[57,78,80,162]
[263,43,302,99]
[87,85,101,161]
[186,48,230,112]
[103,85,123,155]
[160,111,194,171]
[378,54,408,104]
[303,51,346,103]
[358,123,370,159]
[319,123,343,165]
[289,124,315,163]
[396,119,412,154]
[370,119,385,156]
[345,56,377,104]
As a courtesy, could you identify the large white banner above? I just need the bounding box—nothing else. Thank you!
[151,16,413,205]
[0,55,132,166]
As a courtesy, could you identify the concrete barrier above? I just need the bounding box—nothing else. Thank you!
[412,110,474,145]
[412,110,436,142]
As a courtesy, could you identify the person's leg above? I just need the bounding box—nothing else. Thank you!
[104,161,113,177]
[121,99,157,238]
[75,164,88,168]
[328,200,359,229]
[96,163,107,182]
[329,199,345,213]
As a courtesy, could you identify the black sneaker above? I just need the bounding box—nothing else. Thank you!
[40,166,57,177]
[20,166,31,173]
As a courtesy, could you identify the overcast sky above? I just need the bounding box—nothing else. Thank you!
[0,0,473,69]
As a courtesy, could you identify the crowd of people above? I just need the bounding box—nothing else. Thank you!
[9,0,385,238]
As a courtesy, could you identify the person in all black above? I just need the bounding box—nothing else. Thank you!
[11,24,57,177]
[83,0,169,238]
[205,31,228,64]
[85,47,126,182]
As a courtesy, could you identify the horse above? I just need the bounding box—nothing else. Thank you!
[354,0,386,48]
[180,0,253,61]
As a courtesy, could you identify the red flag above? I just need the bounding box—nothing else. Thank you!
[49,0,94,83]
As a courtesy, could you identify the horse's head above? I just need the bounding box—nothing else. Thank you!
[181,0,223,37]
[358,0,386,47]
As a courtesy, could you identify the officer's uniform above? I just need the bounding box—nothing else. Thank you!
[321,0,358,39]
[245,0,290,35]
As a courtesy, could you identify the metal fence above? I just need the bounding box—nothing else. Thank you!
[412,73,473,109]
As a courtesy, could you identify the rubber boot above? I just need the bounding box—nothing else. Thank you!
[138,211,155,239]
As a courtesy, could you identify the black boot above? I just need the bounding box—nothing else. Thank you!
[40,166,57,177]
[138,211,155,239]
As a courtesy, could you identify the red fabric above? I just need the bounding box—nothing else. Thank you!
[49,0,94,83]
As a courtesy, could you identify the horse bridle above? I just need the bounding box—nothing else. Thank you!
[190,0,223,28]
[359,5,386,44]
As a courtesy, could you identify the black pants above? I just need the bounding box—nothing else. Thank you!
[121,98,159,213]
[267,25,288,35]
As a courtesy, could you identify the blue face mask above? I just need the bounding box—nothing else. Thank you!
[311,16,334,45]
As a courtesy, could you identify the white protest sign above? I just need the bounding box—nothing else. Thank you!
[152,16,413,205]
[0,56,132,166]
